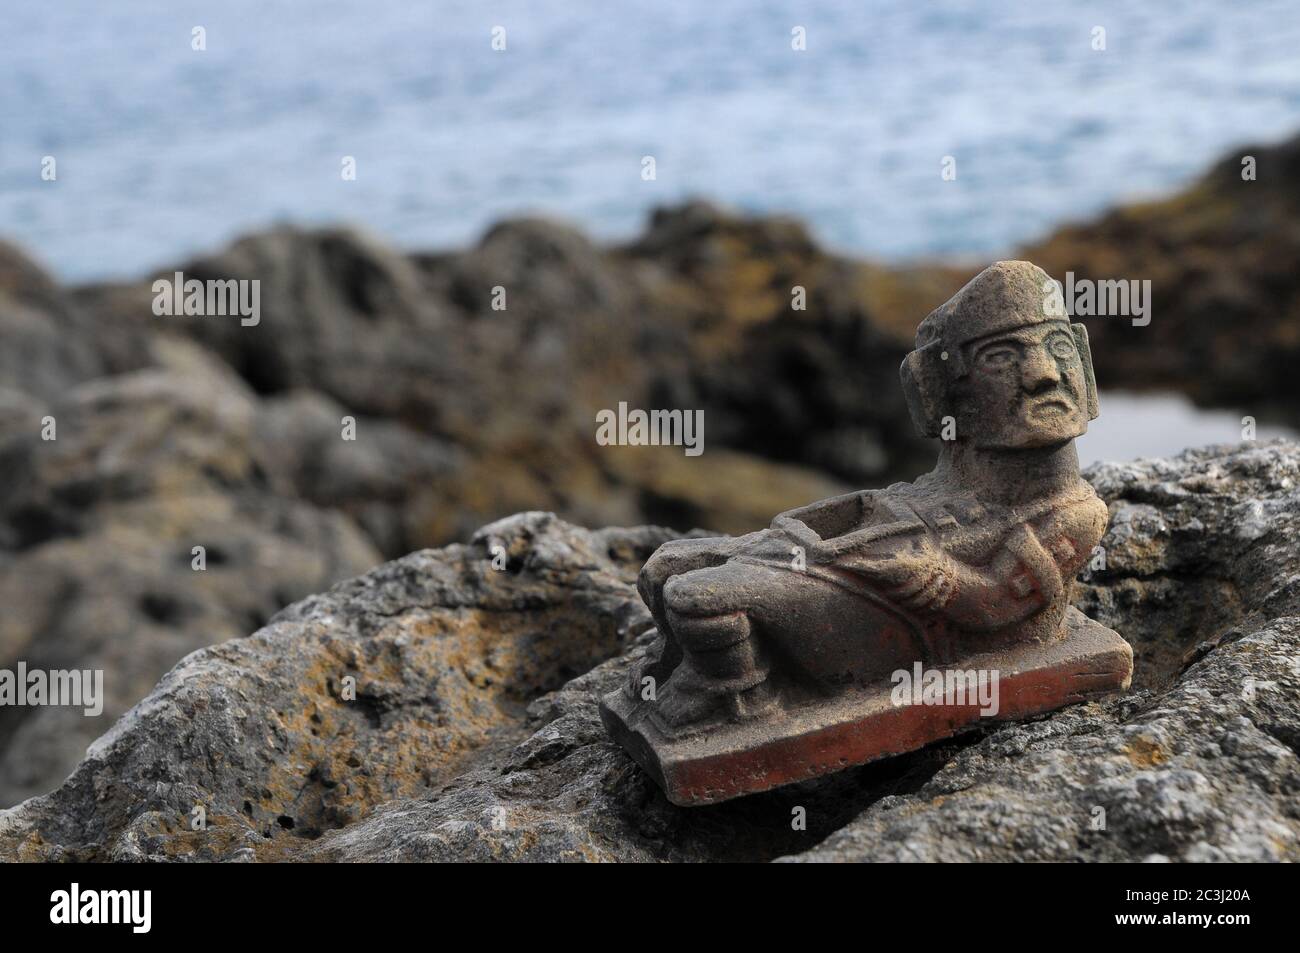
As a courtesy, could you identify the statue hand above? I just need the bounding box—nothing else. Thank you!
[850,541,955,613]
[1000,523,1065,605]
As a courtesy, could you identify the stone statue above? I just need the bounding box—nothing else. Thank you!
[600,261,1133,806]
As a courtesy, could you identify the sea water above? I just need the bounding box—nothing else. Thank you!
[2,0,1298,280]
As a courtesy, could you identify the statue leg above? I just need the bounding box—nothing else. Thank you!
[654,562,781,728]
[638,536,737,644]
[654,560,929,729]
[631,536,741,702]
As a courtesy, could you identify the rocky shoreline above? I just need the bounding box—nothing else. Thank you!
[1,133,1298,830]
[1,441,1297,862]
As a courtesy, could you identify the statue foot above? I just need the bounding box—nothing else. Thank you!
[723,679,778,720]
[652,665,777,735]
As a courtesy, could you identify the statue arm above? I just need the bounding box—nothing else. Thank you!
[775,492,1099,632]
[842,524,1065,630]
[938,524,1065,630]
[1032,494,1109,580]
[910,496,1106,629]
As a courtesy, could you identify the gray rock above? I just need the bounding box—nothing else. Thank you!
[0,240,150,403]
[250,389,466,557]
[0,513,684,859]
[0,365,380,806]
[74,210,929,542]
[1026,132,1300,420]
[2,441,1297,861]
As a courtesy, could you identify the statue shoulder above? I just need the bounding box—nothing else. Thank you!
[1054,480,1109,521]
[877,481,994,533]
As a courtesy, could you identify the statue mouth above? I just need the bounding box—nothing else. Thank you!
[1024,392,1075,415]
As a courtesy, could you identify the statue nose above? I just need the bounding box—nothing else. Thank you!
[1021,345,1060,390]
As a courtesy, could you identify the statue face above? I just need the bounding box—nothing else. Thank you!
[956,321,1089,449]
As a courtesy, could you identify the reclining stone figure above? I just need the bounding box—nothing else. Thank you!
[600,260,1133,805]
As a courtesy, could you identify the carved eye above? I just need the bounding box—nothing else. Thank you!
[1047,333,1077,360]
[978,345,1018,369]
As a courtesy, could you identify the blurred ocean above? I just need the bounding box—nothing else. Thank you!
[1078,393,1293,468]
[3,0,1300,281]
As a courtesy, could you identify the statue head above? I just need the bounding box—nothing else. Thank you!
[900,260,1099,449]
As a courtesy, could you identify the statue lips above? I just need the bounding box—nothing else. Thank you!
[1029,396,1071,415]
[1022,385,1078,418]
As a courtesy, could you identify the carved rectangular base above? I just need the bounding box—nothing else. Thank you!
[599,608,1132,806]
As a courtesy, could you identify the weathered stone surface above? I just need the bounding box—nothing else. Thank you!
[621,201,938,484]
[249,389,465,558]
[2,442,1296,861]
[0,514,686,860]
[0,360,381,806]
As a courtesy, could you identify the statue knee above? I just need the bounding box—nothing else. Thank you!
[638,539,721,609]
[638,547,678,610]
[663,562,762,620]
[636,558,662,610]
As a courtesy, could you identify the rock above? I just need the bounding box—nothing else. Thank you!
[0,365,381,806]
[623,201,939,483]
[3,441,1297,861]
[73,207,935,545]
[0,241,150,404]
[58,129,1300,555]
[10,132,1300,557]
[0,513,685,859]
[600,444,849,538]
[250,389,465,557]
